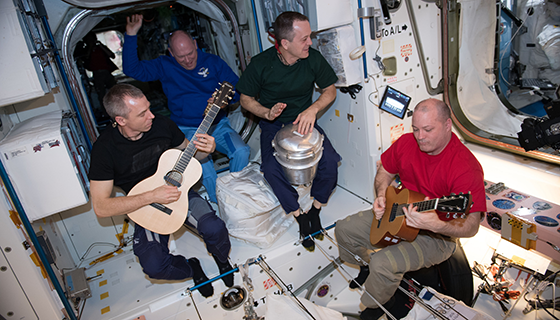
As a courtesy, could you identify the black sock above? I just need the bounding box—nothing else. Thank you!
[188,258,213,298]
[307,205,323,240]
[295,213,314,251]
[213,255,234,287]
[360,297,395,320]
[350,265,370,289]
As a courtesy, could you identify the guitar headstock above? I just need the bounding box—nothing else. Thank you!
[436,192,473,219]
[205,81,234,114]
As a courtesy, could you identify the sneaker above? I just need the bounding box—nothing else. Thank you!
[188,258,214,298]
[213,255,234,287]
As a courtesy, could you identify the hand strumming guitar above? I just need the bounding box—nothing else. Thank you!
[373,196,386,220]
[149,185,182,204]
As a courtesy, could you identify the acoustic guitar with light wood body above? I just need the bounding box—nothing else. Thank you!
[127,82,234,235]
[370,186,472,247]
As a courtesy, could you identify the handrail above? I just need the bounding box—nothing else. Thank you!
[185,223,337,292]
[61,9,100,144]
[405,0,444,95]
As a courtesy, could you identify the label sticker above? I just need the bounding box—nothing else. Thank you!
[381,24,409,38]
[400,44,413,57]
[390,123,405,144]
[263,277,276,290]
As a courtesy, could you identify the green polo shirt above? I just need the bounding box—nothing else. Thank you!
[236,47,338,123]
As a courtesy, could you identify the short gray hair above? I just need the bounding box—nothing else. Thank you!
[103,83,145,119]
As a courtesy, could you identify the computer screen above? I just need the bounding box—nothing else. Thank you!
[379,86,412,119]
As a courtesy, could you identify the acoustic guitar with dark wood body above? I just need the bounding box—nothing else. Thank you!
[370,186,472,247]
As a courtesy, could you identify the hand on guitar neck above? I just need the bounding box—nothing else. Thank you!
[191,133,216,159]
[374,193,434,228]
[370,186,472,247]
[400,197,441,232]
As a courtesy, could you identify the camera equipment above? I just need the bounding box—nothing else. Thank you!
[517,92,560,151]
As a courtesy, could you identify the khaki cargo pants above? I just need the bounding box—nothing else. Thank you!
[335,209,457,308]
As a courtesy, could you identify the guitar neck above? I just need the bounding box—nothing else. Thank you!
[412,199,438,212]
[394,199,438,216]
[174,104,221,173]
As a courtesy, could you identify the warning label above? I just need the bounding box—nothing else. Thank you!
[400,44,413,57]
[390,123,405,144]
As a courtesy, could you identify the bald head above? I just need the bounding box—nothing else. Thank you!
[411,99,453,155]
[168,30,198,70]
[414,98,451,123]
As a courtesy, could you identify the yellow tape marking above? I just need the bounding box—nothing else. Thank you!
[101,306,111,314]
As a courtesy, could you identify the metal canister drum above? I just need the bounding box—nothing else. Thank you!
[271,123,324,185]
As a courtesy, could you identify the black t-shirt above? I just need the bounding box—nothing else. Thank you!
[89,115,185,193]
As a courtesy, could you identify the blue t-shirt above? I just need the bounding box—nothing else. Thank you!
[123,34,239,127]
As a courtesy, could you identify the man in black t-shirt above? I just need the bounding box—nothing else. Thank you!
[88,84,233,297]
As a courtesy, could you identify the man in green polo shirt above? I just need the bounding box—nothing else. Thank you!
[236,11,340,251]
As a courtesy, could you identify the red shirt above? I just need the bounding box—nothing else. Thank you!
[381,133,486,221]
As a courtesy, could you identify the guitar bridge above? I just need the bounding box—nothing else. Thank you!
[150,203,173,215]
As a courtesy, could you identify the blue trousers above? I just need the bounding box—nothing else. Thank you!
[132,190,231,280]
[180,117,250,203]
[260,120,340,213]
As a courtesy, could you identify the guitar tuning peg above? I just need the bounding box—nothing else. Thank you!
[450,192,456,195]
[453,213,458,219]
[446,212,450,218]
[461,213,466,219]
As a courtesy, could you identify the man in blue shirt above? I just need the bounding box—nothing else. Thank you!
[123,14,250,203]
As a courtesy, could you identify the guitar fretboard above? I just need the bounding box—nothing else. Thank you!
[412,199,439,212]
[174,105,220,173]
[393,199,438,217]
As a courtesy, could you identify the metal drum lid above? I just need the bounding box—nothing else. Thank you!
[272,123,323,161]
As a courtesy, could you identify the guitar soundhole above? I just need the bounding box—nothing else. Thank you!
[165,170,183,187]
